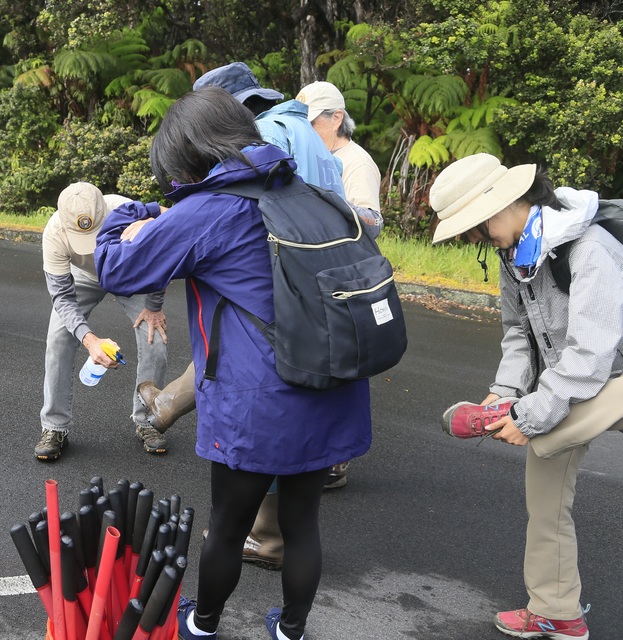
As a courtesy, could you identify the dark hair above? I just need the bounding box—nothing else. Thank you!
[150,86,264,192]
[519,166,562,210]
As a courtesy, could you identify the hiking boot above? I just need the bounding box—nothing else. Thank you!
[137,362,196,433]
[177,595,217,639]
[442,398,517,438]
[243,493,283,570]
[494,607,589,639]
[243,531,283,570]
[135,424,168,454]
[35,429,68,461]
[265,607,283,640]
[324,461,349,490]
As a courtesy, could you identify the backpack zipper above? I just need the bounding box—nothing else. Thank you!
[332,274,395,299]
[267,203,363,253]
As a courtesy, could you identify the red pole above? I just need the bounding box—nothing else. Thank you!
[85,527,119,640]
[46,479,67,640]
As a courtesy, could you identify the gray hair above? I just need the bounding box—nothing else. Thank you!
[316,109,356,140]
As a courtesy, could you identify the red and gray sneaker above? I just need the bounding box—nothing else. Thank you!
[442,398,516,438]
[494,607,589,639]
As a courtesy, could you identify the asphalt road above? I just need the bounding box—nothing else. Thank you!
[1,238,622,639]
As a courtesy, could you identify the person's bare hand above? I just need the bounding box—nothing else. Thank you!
[480,393,501,406]
[485,415,529,446]
[134,309,168,344]
[82,333,120,368]
[121,218,153,241]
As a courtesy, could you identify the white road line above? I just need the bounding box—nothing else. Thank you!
[0,575,36,596]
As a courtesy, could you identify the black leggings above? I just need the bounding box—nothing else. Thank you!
[194,462,330,639]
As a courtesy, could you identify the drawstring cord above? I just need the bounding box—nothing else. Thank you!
[477,242,490,283]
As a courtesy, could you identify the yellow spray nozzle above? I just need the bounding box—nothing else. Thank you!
[101,342,126,365]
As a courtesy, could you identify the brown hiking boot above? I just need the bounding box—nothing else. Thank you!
[135,424,168,454]
[137,362,196,433]
[243,493,283,570]
[35,429,68,461]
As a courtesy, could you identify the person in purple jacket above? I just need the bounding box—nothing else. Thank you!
[95,87,372,640]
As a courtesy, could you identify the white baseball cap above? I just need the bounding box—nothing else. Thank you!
[296,81,345,122]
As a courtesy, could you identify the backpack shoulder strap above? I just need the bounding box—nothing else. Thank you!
[203,297,275,381]
[549,240,573,295]
[549,199,623,295]
[212,182,265,200]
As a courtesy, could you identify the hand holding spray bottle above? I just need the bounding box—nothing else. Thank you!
[79,341,126,386]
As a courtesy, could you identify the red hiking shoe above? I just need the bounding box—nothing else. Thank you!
[441,399,516,438]
[494,607,589,639]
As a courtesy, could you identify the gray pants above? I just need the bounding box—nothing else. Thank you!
[40,269,167,432]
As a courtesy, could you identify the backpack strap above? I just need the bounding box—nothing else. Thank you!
[202,163,295,381]
[549,241,573,295]
[203,298,276,381]
[211,160,294,200]
[549,199,623,295]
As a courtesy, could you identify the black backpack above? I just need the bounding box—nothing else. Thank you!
[550,199,623,294]
[205,160,408,390]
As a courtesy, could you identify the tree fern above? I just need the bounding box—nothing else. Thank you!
[14,66,55,89]
[445,128,502,159]
[54,49,117,80]
[139,69,191,98]
[403,75,469,118]
[408,135,450,168]
[131,89,175,132]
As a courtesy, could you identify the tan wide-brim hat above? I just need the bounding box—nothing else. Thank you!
[430,153,536,244]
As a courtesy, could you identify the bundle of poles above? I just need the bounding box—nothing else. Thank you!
[10,476,194,640]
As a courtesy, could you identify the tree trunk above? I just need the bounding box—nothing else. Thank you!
[297,0,342,87]
[298,0,320,87]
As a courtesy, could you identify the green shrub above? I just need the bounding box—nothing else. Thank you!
[116,135,163,203]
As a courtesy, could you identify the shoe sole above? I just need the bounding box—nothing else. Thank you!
[494,617,589,640]
[141,443,168,454]
[242,555,283,571]
[323,476,347,490]
[35,452,62,461]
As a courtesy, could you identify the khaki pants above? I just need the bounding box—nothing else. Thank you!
[531,375,623,458]
[523,376,623,618]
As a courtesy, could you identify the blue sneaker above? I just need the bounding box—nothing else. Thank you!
[177,595,218,639]
[265,607,283,640]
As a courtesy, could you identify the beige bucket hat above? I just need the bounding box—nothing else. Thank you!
[430,153,536,244]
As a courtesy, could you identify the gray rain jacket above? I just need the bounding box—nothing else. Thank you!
[489,187,623,437]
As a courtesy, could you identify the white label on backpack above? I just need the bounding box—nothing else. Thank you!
[372,299,393,325]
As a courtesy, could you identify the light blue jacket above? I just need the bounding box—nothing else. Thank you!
[255,99,346,199]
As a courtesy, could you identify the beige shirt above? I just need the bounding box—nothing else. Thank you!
[42,194,131,281]
[334,140,381,212]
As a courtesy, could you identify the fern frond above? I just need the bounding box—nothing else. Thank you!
[14,66,55,88]
[54,50,117,79]
[404,75,468,117]
[446,128,502,159]
[140,69,191,98]
[408,134,450,168]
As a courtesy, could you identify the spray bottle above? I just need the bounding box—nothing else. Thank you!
[79,342,126,386]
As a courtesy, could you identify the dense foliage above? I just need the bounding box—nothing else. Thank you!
[0,0,621,238]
